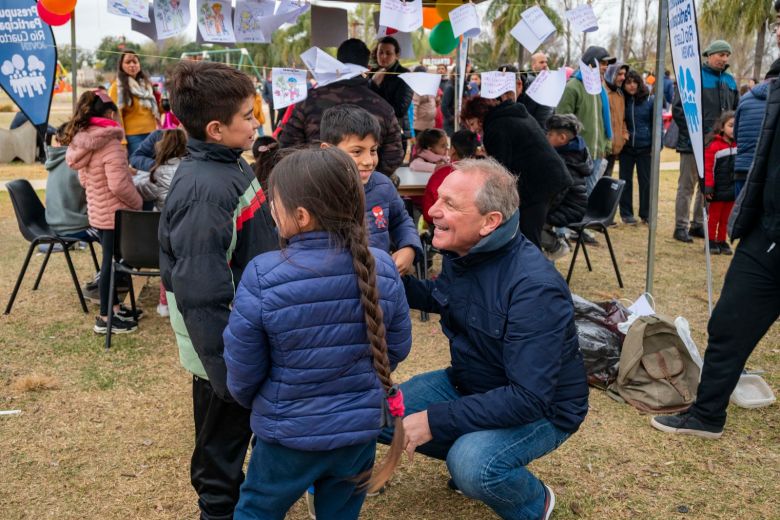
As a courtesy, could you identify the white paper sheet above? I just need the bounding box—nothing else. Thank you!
[521,6,556,40]
[271,68,308,109]
[480,71,516,99]
[154,0,191,40]
[108,0,151,22]
[526,68,567,107]
[510,19,542,54]
[564,4,599,33]
[300,47,367,88]
[399,72,441,96]
[233,0,276,43]
[579,60,602,95]
[449,3,480,39]
[379,0,423,33]
[197,0,236,43]
[628,294,655,316]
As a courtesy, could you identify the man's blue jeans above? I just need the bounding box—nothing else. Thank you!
[379,370,571,520]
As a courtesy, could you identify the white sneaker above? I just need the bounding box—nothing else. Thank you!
[542,483,556,520]
[156,304,170,317]
[547,239,570,261]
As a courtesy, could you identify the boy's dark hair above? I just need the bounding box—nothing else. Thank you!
[251,136,280,186]
[151,129,187,182]
[168,60,255,141]
[267,147,405,493]
[546,114,582,139]
[320,104,380,145]
[337,38,370,67]
[450,130,478,159]
[775,0,780,13]
[61,90,118,146]
[414,128,446,157]
[376,36,401,55]
[624,70,650,101]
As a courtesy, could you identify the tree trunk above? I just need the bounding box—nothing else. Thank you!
[754,22,766,80]
[518,45,527,70]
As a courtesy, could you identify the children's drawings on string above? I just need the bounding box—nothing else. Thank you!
[379,0,423,33]
[480,71,516,99]
[510,6,556,53]
[449,3,480,39]
[108,0,151,22]
[271,68,308,109]
[234,0,275,43]
[564,4,599,33]
[154,0,191,40]
[197,0,236,43]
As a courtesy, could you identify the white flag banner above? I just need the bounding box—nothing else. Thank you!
[271,68,308,109]
[480,71,516,99]
[197,0,236,43]
[564,4,599,33]
[579,60,602,95]
[108,0,150,22]
[449,3,480,39]
[154,0,192,40]
[526,69,568,107]
[399,72,441,96]
[668,0,704,178]
[379,0,423,33]
[300,47,367,88]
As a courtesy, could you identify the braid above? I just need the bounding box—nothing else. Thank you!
[346,222,404,494]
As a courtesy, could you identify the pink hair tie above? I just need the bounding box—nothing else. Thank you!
[386,385,405,418]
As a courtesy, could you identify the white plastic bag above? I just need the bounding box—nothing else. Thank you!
[674,316,704,369]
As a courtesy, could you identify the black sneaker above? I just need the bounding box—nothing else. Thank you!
[94,316,138,335]
[116,304,144,321]
[673,228,693,243]
[718,241,733,255]
[447,478,464,495]
[83,285,100,305]
[622,215,638,225]
[650,412,723,439]
[708,240,721,255]
[689,225,706,238]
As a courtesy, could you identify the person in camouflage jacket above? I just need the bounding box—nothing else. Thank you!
[278,39,404,177]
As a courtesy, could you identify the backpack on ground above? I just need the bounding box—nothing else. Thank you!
[608,315,701,414]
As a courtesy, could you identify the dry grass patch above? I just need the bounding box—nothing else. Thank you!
[0,163,778,520]
[9,373,60,394]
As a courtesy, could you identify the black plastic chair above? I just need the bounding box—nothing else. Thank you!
[4,179,90,314]
[105,210,161,350]
[566,177,626,288]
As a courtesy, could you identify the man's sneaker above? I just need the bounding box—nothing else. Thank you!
[542,483,556,520]
[622,215,638,225]
[447,478,464,495]
[718,241,733,255]
[582,229,599,245]
[708,240,721,255]
[156,304,170,317]
[650,412,723,439]
[83,284,100,305]
[305,488,316,520]
[673,228,693,243]
[366,486,386,497]
[94,316,138,334]
[116,304,144,322]
[689,225,706,238]
[546,238,570,261]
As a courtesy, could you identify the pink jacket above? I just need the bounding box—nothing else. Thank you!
[66,125,142,230]
[409,148,449,173]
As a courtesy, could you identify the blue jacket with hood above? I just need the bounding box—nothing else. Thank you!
[403,211,589,442]
[734,81,771,177]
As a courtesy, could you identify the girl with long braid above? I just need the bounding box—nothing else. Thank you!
[223,147,412,520]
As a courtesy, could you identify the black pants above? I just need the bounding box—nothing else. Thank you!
[691,227,780,427]
[520,202,547,249]
[97,229,130,317]
[603,154,618,178]
[618,146,651,220]
[191,376,253,520]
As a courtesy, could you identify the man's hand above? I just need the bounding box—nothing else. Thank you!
[392,247,416,276]
[403,410,432,462]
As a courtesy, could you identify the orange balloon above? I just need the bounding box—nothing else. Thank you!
[40,0,77,16]
[423,7,443,30]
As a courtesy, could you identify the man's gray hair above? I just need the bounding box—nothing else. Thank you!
[456,158,519,221]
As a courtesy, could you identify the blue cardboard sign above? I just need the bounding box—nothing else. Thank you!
[0,0,57,125]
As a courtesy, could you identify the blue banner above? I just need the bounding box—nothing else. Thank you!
[0,0,57,125]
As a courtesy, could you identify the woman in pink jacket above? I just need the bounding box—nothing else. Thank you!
[64,90,142,334]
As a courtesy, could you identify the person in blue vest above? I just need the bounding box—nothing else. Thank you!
[379,158,588,520]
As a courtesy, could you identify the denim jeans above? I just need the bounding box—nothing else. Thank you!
[379,370,571,520]
[125,133,151,157]
[235,437,375,520]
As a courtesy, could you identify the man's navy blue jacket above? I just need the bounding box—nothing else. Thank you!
[403,211,589,442]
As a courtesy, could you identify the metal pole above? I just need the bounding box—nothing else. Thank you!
[645,0,668,294]
[617,0,626,61]
[70,12,77,112]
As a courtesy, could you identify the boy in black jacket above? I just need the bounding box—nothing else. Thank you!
[159,60,278,520]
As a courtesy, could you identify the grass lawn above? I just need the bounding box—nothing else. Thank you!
[0,159,777,520]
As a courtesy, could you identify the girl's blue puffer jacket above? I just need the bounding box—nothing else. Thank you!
[624,94,654,150]
[223,231,413,451]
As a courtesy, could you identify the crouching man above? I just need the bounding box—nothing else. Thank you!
[380,159,588,520]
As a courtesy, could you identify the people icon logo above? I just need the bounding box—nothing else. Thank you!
[1,53,46,98]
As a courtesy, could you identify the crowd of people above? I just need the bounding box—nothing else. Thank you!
[34,6,780,518]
